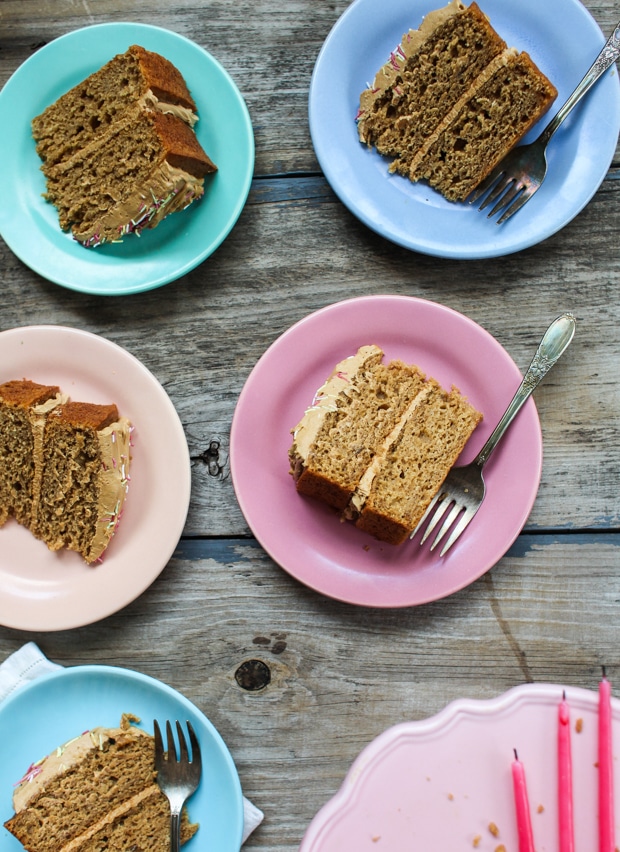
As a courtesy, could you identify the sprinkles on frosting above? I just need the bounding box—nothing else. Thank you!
[92,427,133,563]
[79,183,205,249]
[13,761,44,788]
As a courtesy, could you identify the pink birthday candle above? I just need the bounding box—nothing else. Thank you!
[558,690,575,852]
[599,669,615,852]
[512,749,536,852]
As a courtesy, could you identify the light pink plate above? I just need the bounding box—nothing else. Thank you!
[0,326,191,631]
[230,295,542,607]
[300,683,618,851]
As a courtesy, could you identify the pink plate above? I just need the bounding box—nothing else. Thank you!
[230,295,542,607]
[0,326,191,631]
[300,683,617,851]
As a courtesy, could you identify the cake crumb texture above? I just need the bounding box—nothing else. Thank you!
[357,1,557,201]
[289,347,482,545]
[32,45,217,246]
[4,716,198,852]
[0,380,131,563]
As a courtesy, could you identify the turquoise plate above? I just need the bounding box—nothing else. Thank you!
[0,666,244,851]
[0,23,254,294]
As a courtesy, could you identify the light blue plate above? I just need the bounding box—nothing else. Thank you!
[0,23,254,294]
[309,0,620,259]
[0,666,244,851]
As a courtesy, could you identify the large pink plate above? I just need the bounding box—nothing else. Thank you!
[0,326,191,631]
[300,683,617,850]
[230,295,542,607]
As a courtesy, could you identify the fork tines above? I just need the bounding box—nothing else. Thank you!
[154,719,201,770]
[411,491,480,557]
[468,169,536,225]
[154,719,202,849]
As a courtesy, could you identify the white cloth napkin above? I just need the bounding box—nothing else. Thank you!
[0,642,263,845]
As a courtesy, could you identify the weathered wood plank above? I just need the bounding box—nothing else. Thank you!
[0,532,617,849]
[2,173,618,534]
[0,1,619,848]
[1,0,619,175]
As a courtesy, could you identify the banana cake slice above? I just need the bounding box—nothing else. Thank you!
[0,380,132,563]
[32,45,217,246]
[357,0,557,201]
[5,715,197,852]
[289,346,482,545]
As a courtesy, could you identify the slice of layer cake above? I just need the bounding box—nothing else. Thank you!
[0,380,66,529]
[34,402,132,563]
[357,0,557,201]
[32,45,217,247]
[43,109,216,247]
[4,714,198,852]
[350,378,483,544]
[289,345,428,511]
[32,44,200,168]
[0,380,132,563]
[289,347,482,545]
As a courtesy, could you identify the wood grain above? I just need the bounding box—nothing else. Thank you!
[0,1,619,849]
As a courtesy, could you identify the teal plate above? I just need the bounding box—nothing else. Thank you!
[0,666,244,851]
[0,23,254,295]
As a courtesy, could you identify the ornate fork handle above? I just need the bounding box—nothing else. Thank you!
[474,314,576,468]
[540,20,620,145]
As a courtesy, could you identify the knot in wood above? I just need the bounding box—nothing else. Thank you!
[235,659,271,691]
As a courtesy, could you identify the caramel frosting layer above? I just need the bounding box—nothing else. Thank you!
[88,416,132,562]
[12,718,148,813]
[289,345,384,478]
[139,88,199,127]
[357,0,466,128]
[74,161,206,247]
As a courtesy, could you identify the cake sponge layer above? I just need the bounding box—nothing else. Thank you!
[289,347,482,545]
[5,716,198,852]
[34,402,131,563]
[0,380,64,528]
[290,346,428,510]
[32,44,199,167]
[357,0,557,201]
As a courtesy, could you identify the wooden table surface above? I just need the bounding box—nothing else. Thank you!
[0,1,619,849]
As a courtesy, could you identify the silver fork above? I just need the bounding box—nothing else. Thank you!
[410,313,576,556]
[468,20,620,223]
[154,720,202,852]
